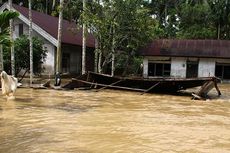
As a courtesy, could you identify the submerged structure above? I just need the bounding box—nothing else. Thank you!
[63,71,221,100]
[140,39,230,80]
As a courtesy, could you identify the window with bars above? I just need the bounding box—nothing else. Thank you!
[215,64,230,79]
[19,24,23,36]
[148,63,171,77]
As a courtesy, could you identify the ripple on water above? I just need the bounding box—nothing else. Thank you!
[0,87,229,153]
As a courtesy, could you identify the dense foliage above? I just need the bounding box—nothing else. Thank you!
[2,0,230,75]
[0,11,19,46]
[3,35,47,77]
[2,0,230,40]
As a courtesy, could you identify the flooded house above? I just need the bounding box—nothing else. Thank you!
[0,3,95,76]
[140,39,230,80]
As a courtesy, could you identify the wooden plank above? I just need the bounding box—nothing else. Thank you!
[72,78,147,92]
[192,93,204,100]
[214,80,221,96]
[96,79,124,92]
[197,81,215,98]
[141,82,160,95]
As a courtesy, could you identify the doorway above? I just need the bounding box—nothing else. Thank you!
[62,53,70,73]
[186,61,198,78]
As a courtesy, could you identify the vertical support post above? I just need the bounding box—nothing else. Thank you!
[143,58,148,78]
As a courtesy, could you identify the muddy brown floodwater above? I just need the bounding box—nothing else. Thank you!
[0,84,230,153]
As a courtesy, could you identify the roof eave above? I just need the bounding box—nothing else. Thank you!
[0,3,58,47]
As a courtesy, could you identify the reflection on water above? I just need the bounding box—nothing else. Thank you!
[0,84,230,153]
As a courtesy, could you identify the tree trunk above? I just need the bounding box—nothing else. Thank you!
[45,0,48,14]
[56,0,64,73]
[29,0,33,86]
[94,38,98,73]
[82,0,87,75]
[98,49,102,74]
[217,23,220,39]
[52,0,56,10]
[9,0,15,76]
[111,25,115,76]
[0,45,3,71]
[0,27,3,71]
[122,55,130,76]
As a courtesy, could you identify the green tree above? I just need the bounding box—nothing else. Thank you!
[3,35,47,80]
[0,11,18,45]
[207,0,230,39]
[145,0,181,38]
[82,0,158,75]
[0,11,19,71]
[177,2,215,39]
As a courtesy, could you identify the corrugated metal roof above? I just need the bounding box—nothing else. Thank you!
[13,4,95,48]
[140,39,230,59]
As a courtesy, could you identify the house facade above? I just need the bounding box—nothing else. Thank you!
[140,39,230,80]
[0,3,95,76]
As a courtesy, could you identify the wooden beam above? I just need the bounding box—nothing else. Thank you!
[214,80,221,96]
[72,78,147,92]
[141,82,160,95]
[96,79,124,92]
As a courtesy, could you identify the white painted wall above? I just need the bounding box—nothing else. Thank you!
[198,58,215,77]
[143,56,230,79]
[143,58,148,78]
[171,57,186,78]
[42,43,55,75]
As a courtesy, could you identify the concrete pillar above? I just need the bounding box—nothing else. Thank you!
[198,58,215,77]
[171,57,186,78]
[143,58,148,78]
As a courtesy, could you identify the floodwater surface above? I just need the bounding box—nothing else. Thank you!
[0,84,230,153]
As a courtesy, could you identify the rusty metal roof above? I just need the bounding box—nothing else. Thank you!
[140,39,230,59]
[13,4,95,48]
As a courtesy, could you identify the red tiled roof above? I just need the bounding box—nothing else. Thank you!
[140,39,230,59]
[13,4,95,48]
